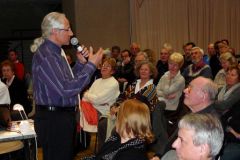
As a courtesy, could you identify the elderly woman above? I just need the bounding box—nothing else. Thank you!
[215,66,240,114]
[82,57,120,117]
[123,60,158,111]
[214,52,237,88]
[96,99,154,160]
[156,52,185,112]
[80,57,120,137]
[1,60,30,115]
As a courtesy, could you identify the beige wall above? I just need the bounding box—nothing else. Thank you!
[63,0,130,51]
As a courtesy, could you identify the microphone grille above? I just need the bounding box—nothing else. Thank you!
[70,37,78,45]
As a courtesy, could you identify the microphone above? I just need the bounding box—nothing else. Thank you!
[70,37,83,52]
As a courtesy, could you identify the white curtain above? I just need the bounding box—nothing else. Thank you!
[130,0,240,59]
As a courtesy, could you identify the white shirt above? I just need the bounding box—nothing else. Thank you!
[0,81,11,104]
[83,76,120,115]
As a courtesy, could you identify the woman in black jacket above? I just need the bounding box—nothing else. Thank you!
[96,99,154,160]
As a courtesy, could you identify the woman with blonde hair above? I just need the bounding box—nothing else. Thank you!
[96,99,153,160]
[214,52,237,88]
[156,52,185,112]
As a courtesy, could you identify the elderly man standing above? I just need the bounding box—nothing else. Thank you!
[151,77,219,160]
[31,12,103,160]
[183,47,212,85]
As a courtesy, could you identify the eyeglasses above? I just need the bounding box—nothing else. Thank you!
[56,28,72,32]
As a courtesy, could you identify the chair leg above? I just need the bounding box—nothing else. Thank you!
[94,133,98,154]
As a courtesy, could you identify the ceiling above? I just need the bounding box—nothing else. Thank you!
[0,0,62,40]
[0,0,62,54]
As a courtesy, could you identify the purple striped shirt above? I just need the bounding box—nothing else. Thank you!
[32,39,96,107]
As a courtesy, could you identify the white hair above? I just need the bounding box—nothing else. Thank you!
[30,12,66,53]
[179,113,224,158]
[192,46,204,55]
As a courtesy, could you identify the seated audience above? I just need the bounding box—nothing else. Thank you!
[1,60,30,115]
[214,52,237,88]
[82,57,120,120]
[168,113,224,160]
[156,52,185,112]
[182,47,212,85]
[96,99,153,160]
[81,58,120,149]
[122,60,158,112]
[215,66,240,115]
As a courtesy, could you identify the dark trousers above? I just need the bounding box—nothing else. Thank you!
[34,109,76,160]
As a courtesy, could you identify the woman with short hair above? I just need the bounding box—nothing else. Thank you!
[156,52,185,112]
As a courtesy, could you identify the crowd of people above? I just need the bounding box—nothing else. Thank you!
[1,11,240,160]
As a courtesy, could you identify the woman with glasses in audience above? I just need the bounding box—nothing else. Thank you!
[82,57,120,117]
[81,58,120,149]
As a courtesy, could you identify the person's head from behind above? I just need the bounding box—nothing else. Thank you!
[1,60,15,80]
[183,77,218,113]
[101,58,116,79]
[31,12,73,53]
[116,99,153,143]
[135,61,157,80]
[8,49,18,62]
[191,47,204,64]
[172,113,224,160]
[219,52,237,72]
[168,52,184,76]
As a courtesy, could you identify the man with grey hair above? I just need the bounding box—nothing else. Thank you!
[182,47,213,85]
[31,12,103,160]
[172,113,224,160]
[151,77,219,160]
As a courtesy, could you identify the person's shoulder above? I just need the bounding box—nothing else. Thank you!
[161,150,178,160]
